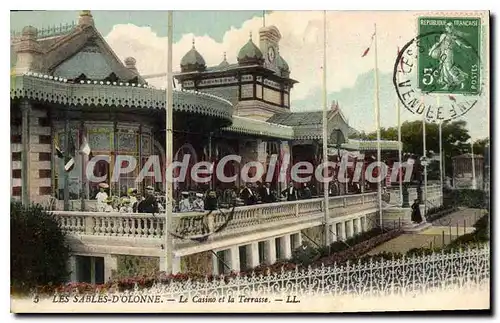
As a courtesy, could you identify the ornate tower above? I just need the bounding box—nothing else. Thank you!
[259,26,282,73]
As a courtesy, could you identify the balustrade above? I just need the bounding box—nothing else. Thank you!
[53,192,379,240]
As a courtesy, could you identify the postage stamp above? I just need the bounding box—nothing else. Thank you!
[417,17,481,95]
[394,14,485,122]
[9,10,490,314]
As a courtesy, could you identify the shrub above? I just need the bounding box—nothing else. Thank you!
[11,201,71,294]
[443,188,486,209]
[291,242,320,266]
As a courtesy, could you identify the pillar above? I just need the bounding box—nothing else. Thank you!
[281,235,292,259]
[172,256,181,274]
[104,255,117,283]
[21,100,30,206]
[265,238,277,264]
[247,242,260,269]
[362,216,367,232]
[346,219,354,239]
[297,232,303,247]
[336,222,346,241]
[354,218,361,235]
[67,256,77,282]
[90,257,96,284]
[211,252,219,275]
[229,246,240,272]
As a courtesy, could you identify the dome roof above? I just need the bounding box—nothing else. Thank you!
[180,40,206,72]
[218,52,229,68]
[277,54,289,72]
[237,33,263,65]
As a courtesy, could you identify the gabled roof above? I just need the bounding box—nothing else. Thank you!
[222,115,294,139]
[41,24,144,83]
[267,109,353,140]
[267,110,337,126]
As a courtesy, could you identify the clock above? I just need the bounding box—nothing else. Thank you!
[267,46,276,62]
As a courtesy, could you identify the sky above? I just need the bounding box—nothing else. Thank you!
[10,10,490,140]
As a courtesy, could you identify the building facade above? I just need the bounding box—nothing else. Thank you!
[11,11,400,211]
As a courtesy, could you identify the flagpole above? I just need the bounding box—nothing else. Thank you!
[437,96,443,204]
[396,59,402,205]
[164,10,174,274]
[373,23,383,230]
[322,10,330,246]
[63,114,70,211]
[470,136,476,189]
[422,102,427,216]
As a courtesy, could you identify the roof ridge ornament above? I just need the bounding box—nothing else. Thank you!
[78,10,94,27]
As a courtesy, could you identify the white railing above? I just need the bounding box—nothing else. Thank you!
[54,192,378,239]
[56,245,489,299]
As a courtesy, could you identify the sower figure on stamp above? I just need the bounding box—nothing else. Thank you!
[411,199,423,224]
[428,22,472,90]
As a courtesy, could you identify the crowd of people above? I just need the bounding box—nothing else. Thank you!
[93,179,380,214]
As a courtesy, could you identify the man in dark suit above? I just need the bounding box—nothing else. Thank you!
[137,185,159,214]
[281,181,298,201]
[259,182,275,203]
[240,183,257,205]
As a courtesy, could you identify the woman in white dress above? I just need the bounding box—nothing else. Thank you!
[96,183,109,212]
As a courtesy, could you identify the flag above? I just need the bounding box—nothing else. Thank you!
[397,47,404,72]
[80,133,92,157]
[64,135,76,172]
[54,138,64,159]
[361,31,376,57]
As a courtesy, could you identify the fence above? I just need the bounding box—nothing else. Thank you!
[124,245,489,298]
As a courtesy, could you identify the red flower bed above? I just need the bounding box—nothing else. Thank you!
[22,229,402,297]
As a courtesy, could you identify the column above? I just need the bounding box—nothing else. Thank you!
[281,235,292,259]
[265,238,276,265]
[211,252,219,275]
[354,218,361,235]
[362,216,367,232]
[90,257,96,284]
[229,246,240,272]
[336,222,346,241]
[247,242,260,269]
[67,256,77,282]
[346,219,354,239]
[104,255,117,283]
[297,232,303,247]
[172,256,181,274]
[21,100,30,206]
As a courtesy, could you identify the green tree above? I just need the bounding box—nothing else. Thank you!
[473,138,489,156]
[11,201,71,294]
[349,120,472,177]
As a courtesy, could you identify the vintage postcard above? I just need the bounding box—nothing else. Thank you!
[9,10,490,313]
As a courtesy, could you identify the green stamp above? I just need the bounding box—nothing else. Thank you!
[417,17,481,94]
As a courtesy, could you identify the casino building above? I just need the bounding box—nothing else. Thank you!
[10,11,401,210]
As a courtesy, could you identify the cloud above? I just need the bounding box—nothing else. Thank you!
[104,11,488,140]
[105,11,416,98]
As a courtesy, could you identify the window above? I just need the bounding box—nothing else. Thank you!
[275,237,282,260]
[39,153,51,161]
[12,169,21,178]
[55,130,82,200]
[258,241,265,264]
[39,169,51,178]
